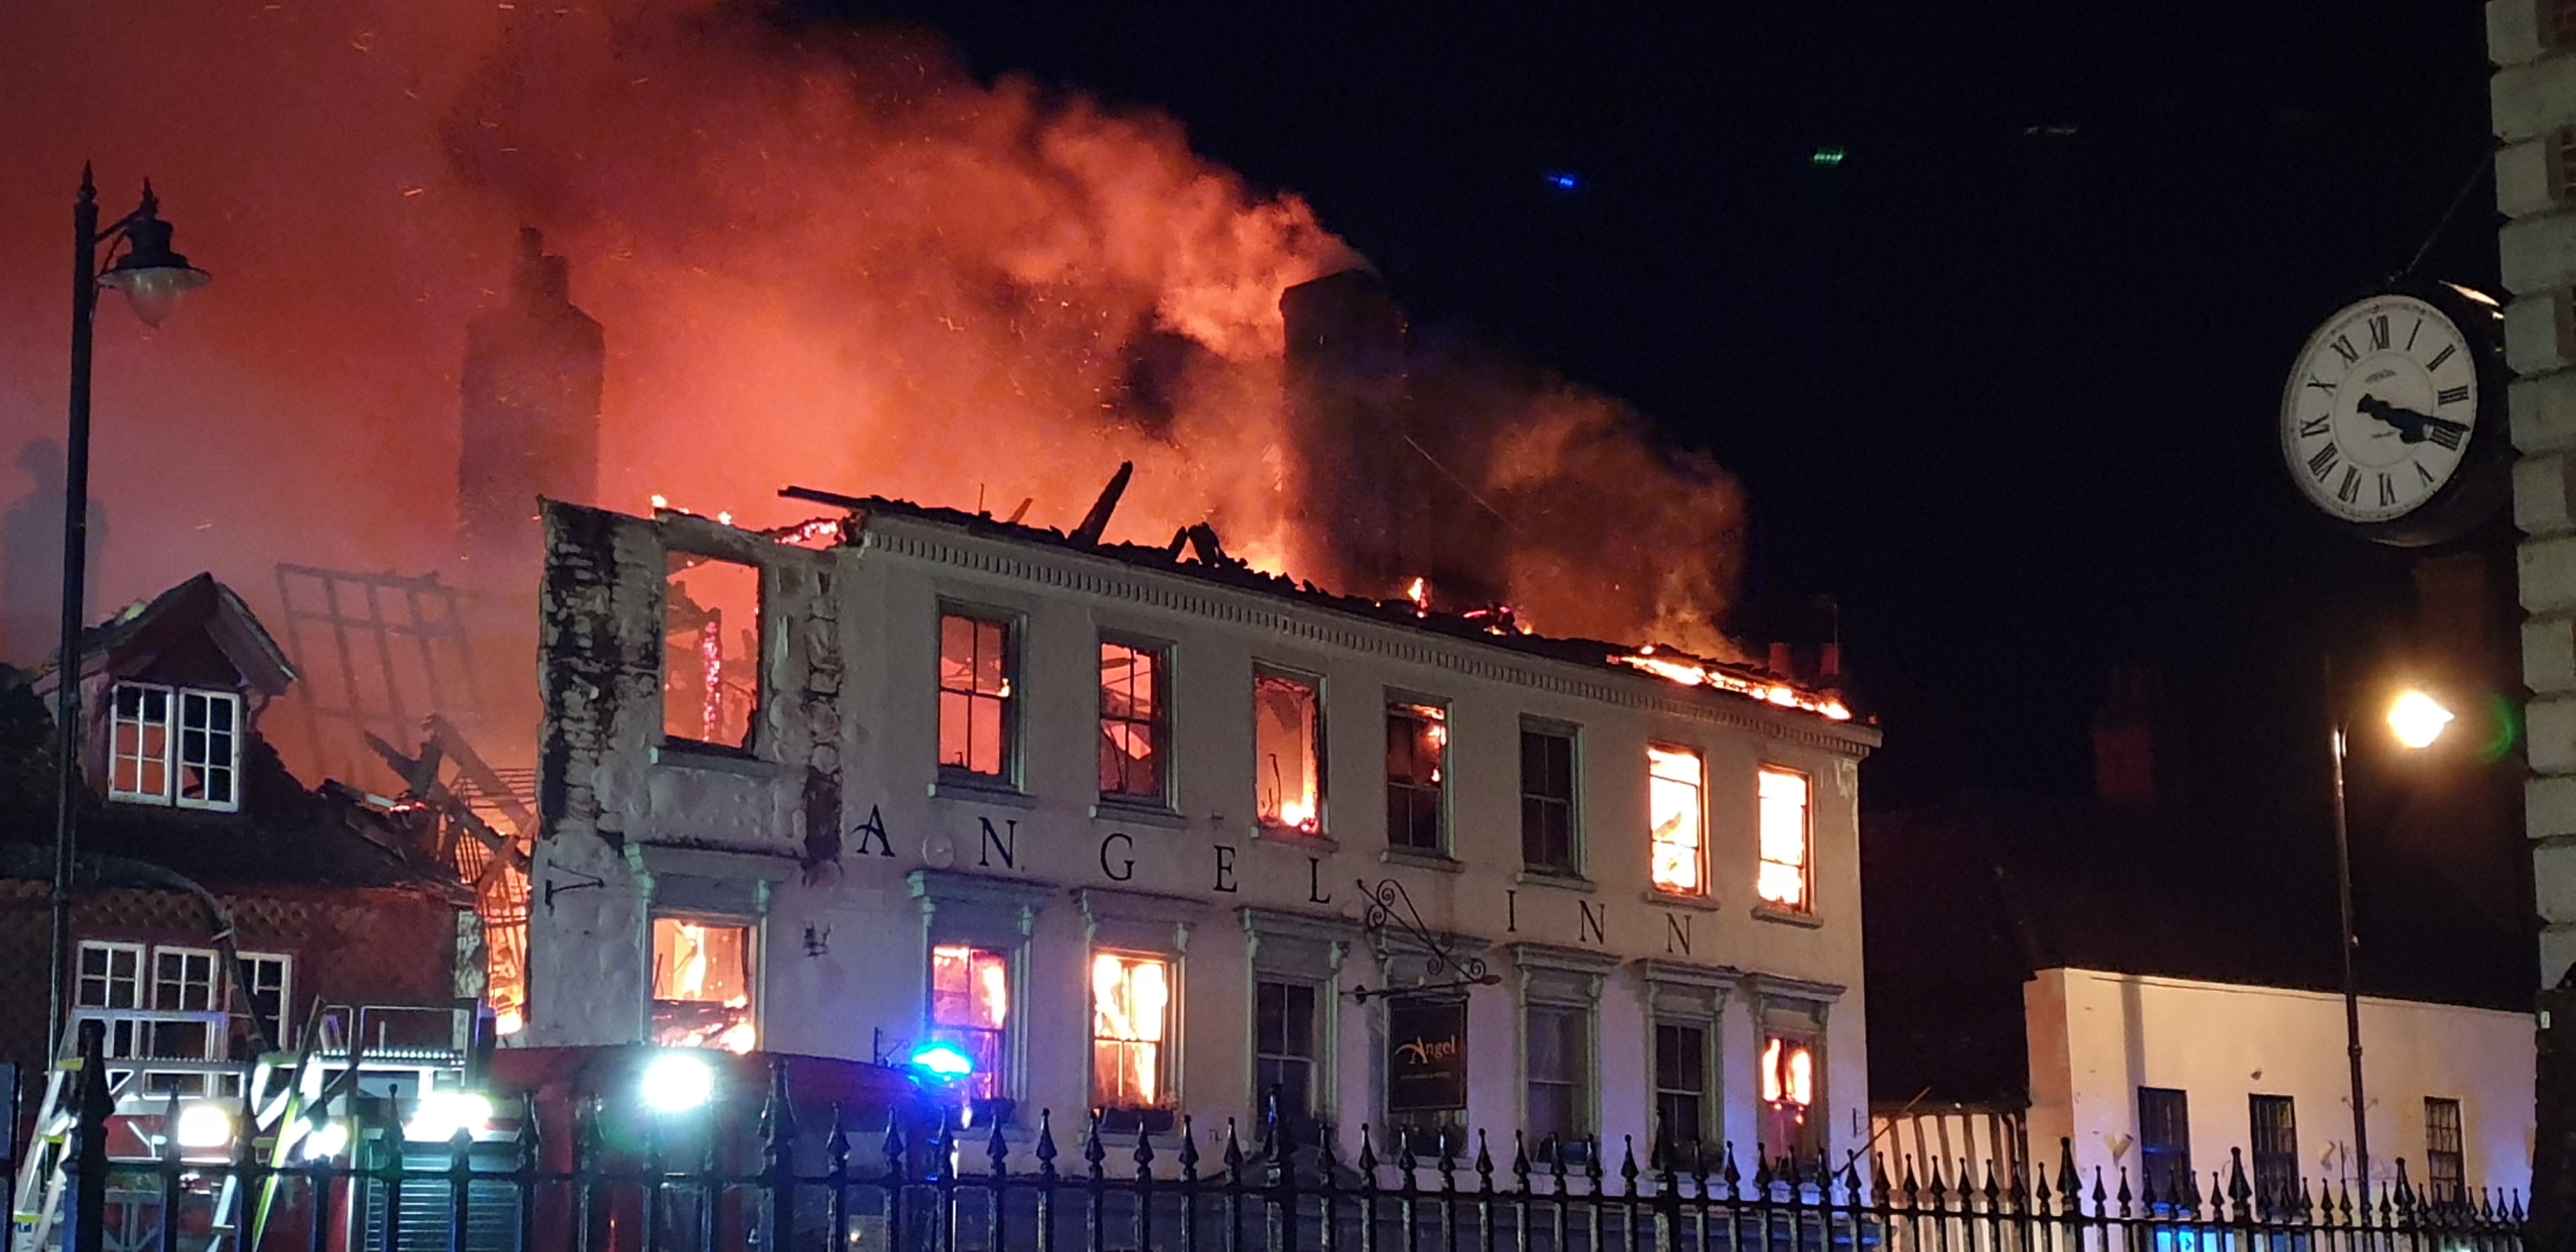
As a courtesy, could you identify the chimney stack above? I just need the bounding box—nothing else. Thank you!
[458,227,604,583]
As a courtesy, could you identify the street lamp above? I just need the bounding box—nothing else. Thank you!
[49,167,210,1055]
[2327,683,2450,1212]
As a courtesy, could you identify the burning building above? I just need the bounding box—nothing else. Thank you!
[521,492,1874,1163]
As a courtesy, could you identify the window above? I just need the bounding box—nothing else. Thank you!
[1254,673,1322,833]
[1521,724,1576,872]
[1756,768,1811,911]
[1524,1005,1591,1155]
[650,917,756,1053]
[2425,1097,2465,1204]
[1758,1033,1823,1165]
[1648,746,1704,894]
[663,552,760,749]
[938,613,1014,779]
[1091,952,1174,1132]
[928,944,1011,1108]
[153,948,218,1012]
[1099,641,1167,803]
[1384,702,1447,852]
[109,683,241,812]
[2138,1087,2192,1202]
[1654,1021,1711,1153]
[1255,979,1318,1124]
[234,952,292,1050]
[2249,1095,2297,1212]
[76,941,143,1011]
[2556,0,2576,51]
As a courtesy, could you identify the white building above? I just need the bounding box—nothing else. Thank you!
[519,496,1877,1167]
[2025,968,2532,1202]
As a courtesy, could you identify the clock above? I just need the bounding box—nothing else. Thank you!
[2278,286,2507,546]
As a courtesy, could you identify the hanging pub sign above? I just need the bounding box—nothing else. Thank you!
[1386,1000,1468,1112]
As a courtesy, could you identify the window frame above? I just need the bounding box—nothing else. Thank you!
[647,912,762,1052]
[1754,765,1814,915]
[1756,1027,1826,1166]
[1652,1018,1716,1156]
[2425,1097,2465,1204]
[1088,947,1179,1134]
[926,942,1016,1116]
[1383,698,1450,855]
[1519,720,1580,874]
[1522,1002,1595,1160]
[107,682,243,813]
[2248,1094,2298,1213]
[1252,976,1322,1129]
[234,951,293,1049]
[1252,666,1326,836]
[660,549,764,754]
[935,607,1022,787]
[76,940,144,1011]
[1096,636,1174,809]
[1648,744,1708,897]
[2137,1086,2193,1205]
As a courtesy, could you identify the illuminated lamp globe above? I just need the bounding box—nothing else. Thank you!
[2387,690,2453,751]
[641,1049,718,1113]
[97,211,210,328]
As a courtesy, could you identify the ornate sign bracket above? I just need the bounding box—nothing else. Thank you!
[1347,878,1501,1003]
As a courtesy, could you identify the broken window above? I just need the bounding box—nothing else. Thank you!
[1756,768,1811,911]
[650,917,756,1053]
[1648,745,1704,895]
[2425,1097,2465,1204]
[928,943,1011,1108]
[1254,671,1322,833]
[663,552,760,750]
[938,613,1015,779]
[1384,701,1447,852]
[109,683,240,812]
[1758,1033,1822,1166]
[233,952,291,1050]
[1091,951,1174,1133]
[1099,641,1167,803]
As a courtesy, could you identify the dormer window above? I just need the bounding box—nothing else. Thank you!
[109,682,241,812]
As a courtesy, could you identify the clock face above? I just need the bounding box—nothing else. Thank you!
[2280,294,2478,524]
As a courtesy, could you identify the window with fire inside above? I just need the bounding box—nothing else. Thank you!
[662,552,761,753]
[1091,951,1176,1134]
[650,917,757,1053]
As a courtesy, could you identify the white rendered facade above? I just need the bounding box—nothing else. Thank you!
[2026,968,2533,1197]
[522,500,1876,1166]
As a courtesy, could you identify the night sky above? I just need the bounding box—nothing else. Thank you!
[811,2,2529,1001]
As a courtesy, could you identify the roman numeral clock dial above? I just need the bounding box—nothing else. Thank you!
[2279,291,2497,541]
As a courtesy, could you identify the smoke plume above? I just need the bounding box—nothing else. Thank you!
[0,1,1749,781]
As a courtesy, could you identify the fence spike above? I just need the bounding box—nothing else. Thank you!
[826,1103,852,1175]
[2227,1147,2252,1221]
[2113,1164,2131,1219]
[1034,1108,1059,1176]
[1436,1125,1459,1189]
[1585,1136,1606,1195]
[1981,1157,2002,1213]
[1547,1133,1567,1193]
[1721,1140,1742,1201]
[1475,1129,1495,1194]
[1177,1114,1201,1179]
[1901,1154,1920,1207]
[1083,1110,1107,1179]
[1690,1141,1711,1198]
[2392,1156,2416,1219]
[931,1115,958,1182]
[1511,1129,1532,1194]
[1133,1123,1156,1178]
[1839,1158,1864,1210]
[2032,1159,2053,1218]
[1317,1116,1341,1174]
[1754,1152,1775,1196]
[987,1115,1010,1177]
[1925,1154,1947,1211]
[1356,1124,1378,1176]
[1620,1136,1639,1198]
[882,1106,909,1180]
[761,1055,796,1147]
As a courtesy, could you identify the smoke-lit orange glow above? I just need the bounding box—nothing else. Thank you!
[0,1,1763,801]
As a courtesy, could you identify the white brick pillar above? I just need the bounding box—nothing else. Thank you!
[2495,0,2576,986]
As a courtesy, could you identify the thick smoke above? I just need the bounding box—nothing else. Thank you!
[0,1,1749,782]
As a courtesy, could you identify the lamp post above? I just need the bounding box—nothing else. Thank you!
[47,167,210,1056]
[2327,683,2453,1212]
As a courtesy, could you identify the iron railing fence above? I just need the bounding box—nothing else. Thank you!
[38,1046,2527,1252]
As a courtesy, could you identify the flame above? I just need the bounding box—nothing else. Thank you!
[1404,576,1429,613]
[1613,652,1851,722]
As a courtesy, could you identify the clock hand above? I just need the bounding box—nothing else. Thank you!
[2354,395,2471,445]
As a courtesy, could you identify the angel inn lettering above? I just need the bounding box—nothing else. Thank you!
[526,498,1875,1165]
